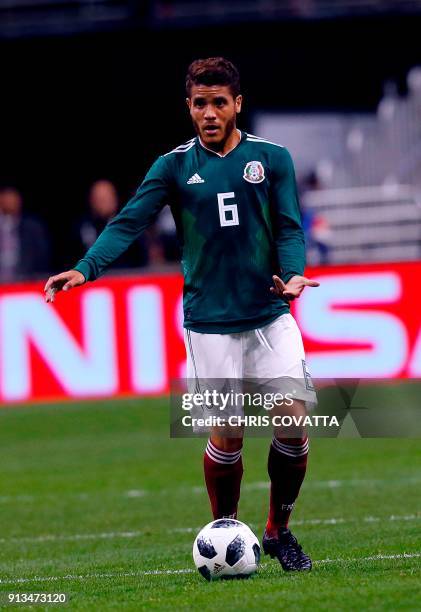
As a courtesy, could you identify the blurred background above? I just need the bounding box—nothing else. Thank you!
[2,0,421,275]
[1,0,421,403]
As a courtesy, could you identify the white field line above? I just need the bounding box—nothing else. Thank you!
[1,475,420,504]
[127,475,421,497]
[1,514,419,545]
[0,531,145,544]
[0,553,420,585]
[243,475,421,492]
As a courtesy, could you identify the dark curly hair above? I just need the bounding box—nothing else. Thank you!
[185,57,241,98]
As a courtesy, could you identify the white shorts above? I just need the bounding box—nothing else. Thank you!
[183,314,317,431]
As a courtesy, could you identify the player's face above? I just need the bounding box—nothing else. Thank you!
[187,85,242,150]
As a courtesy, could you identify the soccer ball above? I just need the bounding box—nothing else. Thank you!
[193,518,261,581]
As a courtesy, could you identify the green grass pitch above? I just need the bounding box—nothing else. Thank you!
[0,397,420,610]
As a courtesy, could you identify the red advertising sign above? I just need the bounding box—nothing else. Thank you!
[292,262,421,379]
[0,273,184,404]
[0,262,420,404]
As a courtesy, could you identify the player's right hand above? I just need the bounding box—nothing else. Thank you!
[44,270,86,303]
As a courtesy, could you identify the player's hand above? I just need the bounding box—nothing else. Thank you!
[270,274,320,300]
[44,270,86,303]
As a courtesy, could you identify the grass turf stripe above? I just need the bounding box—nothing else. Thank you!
[1,513,419,544]
[0,553,420,585]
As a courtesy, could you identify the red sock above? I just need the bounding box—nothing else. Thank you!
[266,436,309,537]
[204,440,243,519]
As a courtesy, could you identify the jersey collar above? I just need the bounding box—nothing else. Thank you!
[197,129,243,158]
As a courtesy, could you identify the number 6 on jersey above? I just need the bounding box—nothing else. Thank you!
[217,192,239,227]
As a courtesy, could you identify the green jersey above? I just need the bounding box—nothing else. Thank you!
[75,131,305,334]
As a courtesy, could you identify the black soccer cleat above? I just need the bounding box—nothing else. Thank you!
[262,528,312,571]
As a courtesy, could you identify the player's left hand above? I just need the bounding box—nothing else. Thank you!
[270,274,320,300]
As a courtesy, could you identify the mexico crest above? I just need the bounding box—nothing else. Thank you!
[243,160,265,184]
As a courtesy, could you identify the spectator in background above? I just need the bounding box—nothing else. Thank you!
[299,172,332,265]
[0,186,50,282]
[74,179,152,269]
[76,180,121,253]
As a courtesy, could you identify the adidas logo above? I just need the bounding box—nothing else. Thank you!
[187,173,205,184]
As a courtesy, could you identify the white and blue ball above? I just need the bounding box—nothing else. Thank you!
[193,518,261,581]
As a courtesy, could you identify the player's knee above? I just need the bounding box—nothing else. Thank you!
[210,435,243,453]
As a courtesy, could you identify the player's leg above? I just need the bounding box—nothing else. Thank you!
[184,329,244,519]
[263,395,311,570]
[244,314,315,570]
[263,403,311,570]
[204,428,244,519]
[266,399,309,536]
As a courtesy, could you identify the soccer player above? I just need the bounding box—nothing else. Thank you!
[44,57,319,572]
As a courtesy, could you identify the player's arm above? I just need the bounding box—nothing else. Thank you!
[45,156,172,303]
[269,148,319,300]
